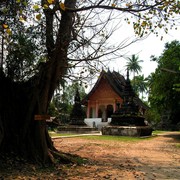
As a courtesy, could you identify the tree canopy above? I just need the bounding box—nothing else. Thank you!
[48,82,86,124]
[148,40,180,130]
[132,74,148,99]
[1,0,179,82]
[125,54,143,78]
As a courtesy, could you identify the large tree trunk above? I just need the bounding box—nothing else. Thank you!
[0,71,55,163]
[0,0,77,164]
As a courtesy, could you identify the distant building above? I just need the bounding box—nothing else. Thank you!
[82,70,148,129]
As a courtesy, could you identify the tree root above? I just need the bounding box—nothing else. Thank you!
[50,149,87,165]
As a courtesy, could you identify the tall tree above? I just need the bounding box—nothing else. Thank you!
[0,0,179,164]
[148,40,180,130]
[133,74,148,100]
[126,54,143,79]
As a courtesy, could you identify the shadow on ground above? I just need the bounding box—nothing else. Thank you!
[162,132,180,143]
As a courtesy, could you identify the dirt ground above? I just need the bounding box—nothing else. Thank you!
[0,132,180,180]
[54,132,180,180]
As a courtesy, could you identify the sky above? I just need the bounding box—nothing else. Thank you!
[87,23,179,92]
[109,23,180,78]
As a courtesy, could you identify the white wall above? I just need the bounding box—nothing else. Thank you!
[84,118,112,130]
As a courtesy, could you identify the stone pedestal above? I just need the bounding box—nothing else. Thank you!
[57,125,99,134]
[110,115,146,126]
[102,126,152,137]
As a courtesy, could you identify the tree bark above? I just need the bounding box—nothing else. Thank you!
[0,0,77,164]
[0,73,54,163]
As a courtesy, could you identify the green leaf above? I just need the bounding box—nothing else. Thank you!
[43,4,49,9]
[33,4,40,11]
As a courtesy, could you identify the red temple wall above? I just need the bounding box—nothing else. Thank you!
[89,77,123,103]
[86,77,123,118]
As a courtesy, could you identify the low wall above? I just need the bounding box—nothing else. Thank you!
[84,118,111,130]
[102,126,153,136]
[57,125,99,134]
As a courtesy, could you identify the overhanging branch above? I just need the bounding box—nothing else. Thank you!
[65,2,163,13]
[161,68,180,74]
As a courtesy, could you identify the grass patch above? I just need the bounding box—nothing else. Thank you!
[49,130,153,141]
[152,130,169,135]
[48,131,75,137]
[77,135,144,142]
[176,143,180,148]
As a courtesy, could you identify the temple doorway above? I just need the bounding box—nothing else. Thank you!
[106,104,114,119]
[98,105,106,122]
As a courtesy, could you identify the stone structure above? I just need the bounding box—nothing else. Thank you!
[57,88,98,134]
[110,70,145,126]
[70,89,86,125]
[102,70,152,136]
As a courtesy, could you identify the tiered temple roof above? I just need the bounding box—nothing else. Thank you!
[83,70,148,110]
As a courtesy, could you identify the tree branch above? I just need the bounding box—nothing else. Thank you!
[161,68,180,74]
[65,2,163,13]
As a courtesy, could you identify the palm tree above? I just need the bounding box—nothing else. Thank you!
[133,75,148,99]
[125,54,143,79]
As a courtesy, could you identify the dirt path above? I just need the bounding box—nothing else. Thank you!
[0,132,179,179]
[54,132,180,180]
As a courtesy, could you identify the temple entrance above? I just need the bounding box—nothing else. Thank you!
[98,104,113,122]
[90,107,95,118]
[106,104,114,119]
[98,105,106,122]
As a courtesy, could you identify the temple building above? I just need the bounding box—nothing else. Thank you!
[82,70,148,129]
